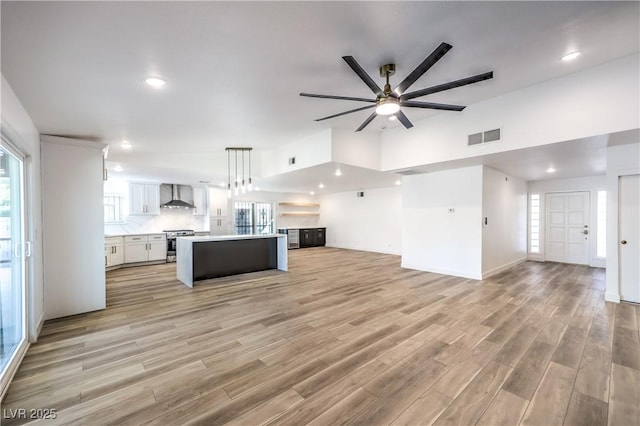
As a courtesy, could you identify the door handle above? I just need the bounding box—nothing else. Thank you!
[621,240,627,245]
[25,241,32,258]
[583,230,589,235]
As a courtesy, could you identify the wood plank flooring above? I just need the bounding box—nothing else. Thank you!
[1,247,639,425]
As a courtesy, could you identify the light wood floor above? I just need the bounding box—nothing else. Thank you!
[2,248,639,425]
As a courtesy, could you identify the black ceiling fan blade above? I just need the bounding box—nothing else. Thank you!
[355,111,378,132]
[300,93,376,103]
[394,42,452,95]
[402,71,494,101]
[395,110,414,129]
[342,56,383,96]
[314,104,376,122]
[401,100,466,111]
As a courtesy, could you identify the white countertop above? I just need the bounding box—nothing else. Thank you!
[178,234,285,243]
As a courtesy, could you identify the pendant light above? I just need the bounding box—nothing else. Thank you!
[225,147,254,198]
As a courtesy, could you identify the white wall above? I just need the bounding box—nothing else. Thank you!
[331,128,382,170]
[402,166,483,279]
[528,175,607,268]
[261,129,332,177]
[1,74,45,341]
[320,186,401,255]
[41,136,106,320]
[382,54,639,172]
[606,142,640,302]
[481,167,528,277]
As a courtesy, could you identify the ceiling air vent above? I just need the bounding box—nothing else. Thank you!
[468,128,501,146]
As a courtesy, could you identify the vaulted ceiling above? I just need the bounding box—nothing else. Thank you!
[2,1,639,191]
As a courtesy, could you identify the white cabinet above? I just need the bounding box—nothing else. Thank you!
[105,236,124,267]
[210,217,231,236]
[192,187,208,216]
[209,188,229,218]
[124,234,166,263]
[209,188,230,235]
[148,234,167,261]
[129,183,160,215]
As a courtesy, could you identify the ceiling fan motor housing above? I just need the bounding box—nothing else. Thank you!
[379,63,396,77]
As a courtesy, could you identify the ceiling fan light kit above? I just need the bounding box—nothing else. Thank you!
[375,97,400,115]
[300,42,494,131]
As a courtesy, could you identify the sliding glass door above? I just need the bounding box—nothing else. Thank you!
[0,140,26,392]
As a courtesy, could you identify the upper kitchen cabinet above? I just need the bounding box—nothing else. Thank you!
[192,187,208,216]
[129,183,160,215]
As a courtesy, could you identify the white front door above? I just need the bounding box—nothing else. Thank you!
[545,191,590,265]
[619,175,640,303]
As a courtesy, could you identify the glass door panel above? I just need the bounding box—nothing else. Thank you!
[0,142,26,383]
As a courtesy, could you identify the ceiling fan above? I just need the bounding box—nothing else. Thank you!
[300,42,493,131]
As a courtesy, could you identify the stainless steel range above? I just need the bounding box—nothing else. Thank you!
[164,229,195,262]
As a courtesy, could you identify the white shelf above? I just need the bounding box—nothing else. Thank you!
[278,202,320,207]
[280,212,320,217]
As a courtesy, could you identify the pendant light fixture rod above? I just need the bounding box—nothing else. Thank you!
[227,149,231,198]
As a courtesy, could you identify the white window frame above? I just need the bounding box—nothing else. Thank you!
[529,193,541,254]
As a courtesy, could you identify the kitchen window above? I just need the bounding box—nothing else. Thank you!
[234,202,273,235]
[104,194,125,223]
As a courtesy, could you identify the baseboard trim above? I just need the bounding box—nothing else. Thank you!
[605,292,620,303]
[482,257,527,280]
[400,262,482,280]
[325,244,400,256]
[31,312,45,343]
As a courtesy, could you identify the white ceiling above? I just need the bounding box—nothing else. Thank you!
[2,1,639,192]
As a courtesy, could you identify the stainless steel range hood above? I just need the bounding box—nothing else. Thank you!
[161,184,195,209]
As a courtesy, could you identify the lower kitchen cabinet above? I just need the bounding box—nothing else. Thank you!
[124,234,166,263]
[299,227,326,248]
[105,236,123,267]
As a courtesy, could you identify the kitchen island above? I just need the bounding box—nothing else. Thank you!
[176,234,288,287]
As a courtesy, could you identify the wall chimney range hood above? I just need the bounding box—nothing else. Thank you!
[161,184,195,209]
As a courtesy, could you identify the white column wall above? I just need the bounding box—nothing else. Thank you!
[401,166,483,279]
[41,136,106,319]
[481,167,528,278]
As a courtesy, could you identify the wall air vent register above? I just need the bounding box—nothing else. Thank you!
[468,128,501,146]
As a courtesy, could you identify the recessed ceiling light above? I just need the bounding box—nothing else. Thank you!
[395,180,401,186]
[121,140,132,149]
[546,167,556,173]
[318,183,324,189]
[335,169,342,176]
[113,165,123,172]
[310,191,315,195]
[145,77,167,88]
[561,51,581,62]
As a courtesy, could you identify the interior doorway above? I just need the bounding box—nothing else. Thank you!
[619,174,639,303]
